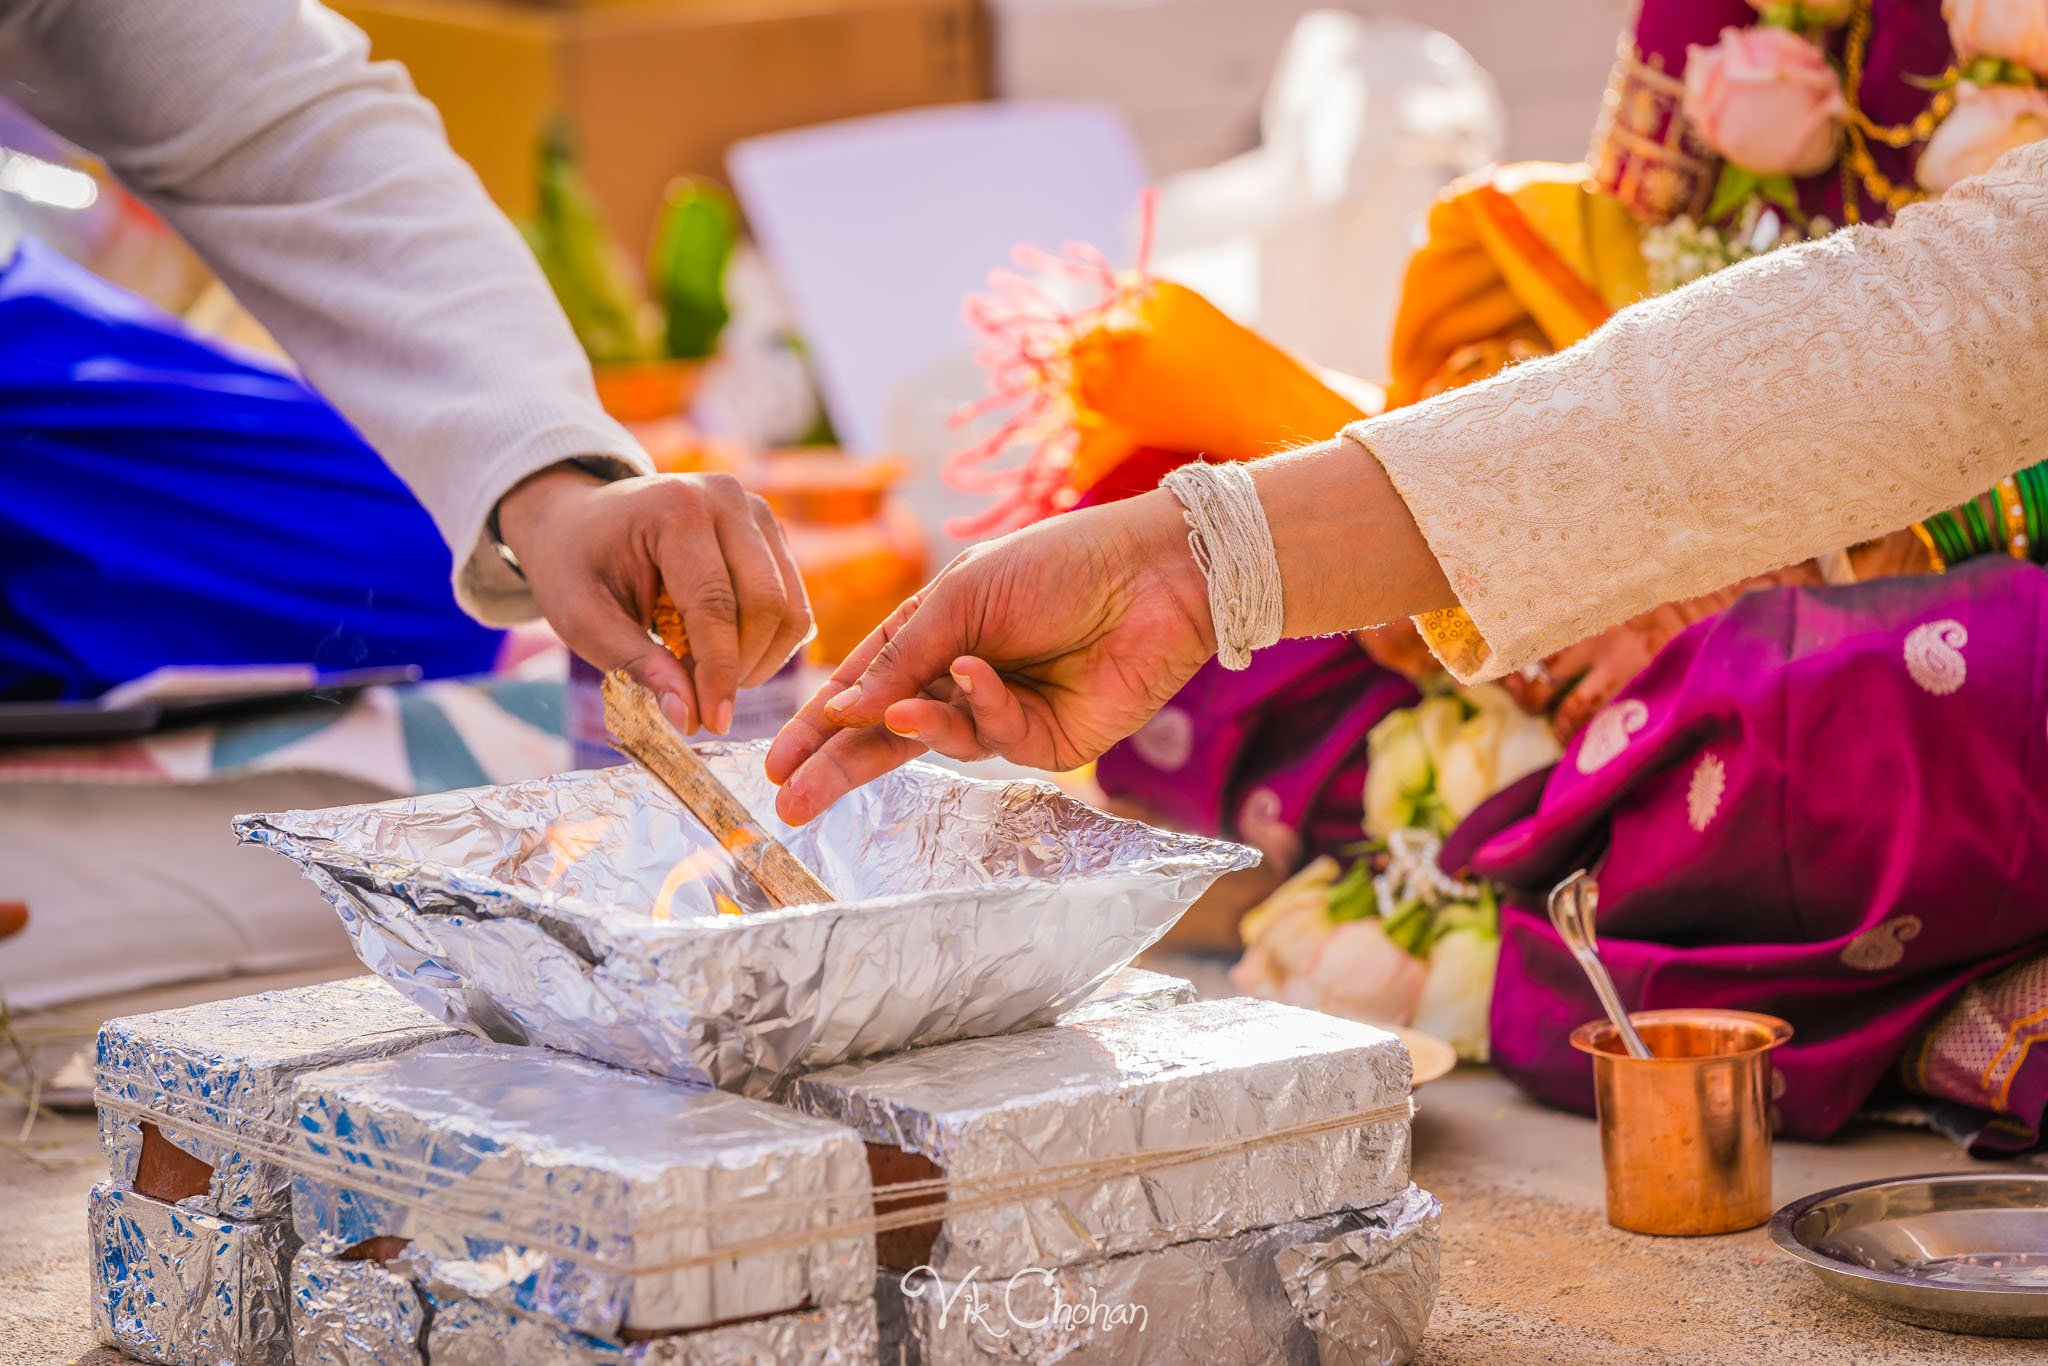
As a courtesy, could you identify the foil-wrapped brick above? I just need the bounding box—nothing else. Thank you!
[425,1294,880,1364]
[96,976,457,1221]
[291,1037,873,1339]
[787,997,1413,1276]
[1054,966,1195,1024]
[290,1249,426,1365]
[89,1181,293,1366]
[879,1186,1442,1365]
[235,747,1258,1096]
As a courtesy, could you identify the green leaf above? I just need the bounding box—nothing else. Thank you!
[1755,173,1807,229]
[1964,56,2008,86]
[1325,860,1380,923]
[1382,899,1436,957]
[1704,165,1761,225]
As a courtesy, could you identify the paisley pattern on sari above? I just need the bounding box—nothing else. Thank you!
[1457,559,2048,1146]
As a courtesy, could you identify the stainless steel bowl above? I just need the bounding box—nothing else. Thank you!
[1770,1173,2048,1337]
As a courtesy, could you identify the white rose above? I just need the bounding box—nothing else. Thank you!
[1365,709,1434,839]
[1485,700,1565,793]
[1412,694,1468,771]
[1918,80,2048,192]
[1435,710,1497,823]
[1434,686,1561,824]
[1230,857,1341,997]
[1410,924,1501,1062]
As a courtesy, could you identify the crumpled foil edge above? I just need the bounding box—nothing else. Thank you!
[232,746,1257,1096]
[89,1181,293,1366]
[879,1185,1441,1365]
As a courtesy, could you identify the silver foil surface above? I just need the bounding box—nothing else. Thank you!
[424,1294,880,1365]
[1053,966,1195,1025]
[290,1249,426,1366]
[878,1186,1442,1366]
[89,1181,293,1366]
[96,975,457,1221]
[787,997,1413,1276]
[234,745,1257,1095]
[290,1036,872,1338]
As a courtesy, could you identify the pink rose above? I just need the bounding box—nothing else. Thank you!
[1917,79,2048,191]
[1286,919,1428,1027]
[1946,0,2048,77]
[1683,26,1849,175]
[1229,895,1335,998]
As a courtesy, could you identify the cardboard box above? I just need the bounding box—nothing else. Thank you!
[336,0,987,249]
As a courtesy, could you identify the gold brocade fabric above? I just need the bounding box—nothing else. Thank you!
[1588,41,1719,225]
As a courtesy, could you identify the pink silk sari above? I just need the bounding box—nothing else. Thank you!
[1450,561,2048,1149]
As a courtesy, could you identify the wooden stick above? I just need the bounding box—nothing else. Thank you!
[602,669,836,909]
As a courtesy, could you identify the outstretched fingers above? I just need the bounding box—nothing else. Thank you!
[772,723,928,825]
[879,656,1036,761]
[763,597,916,787]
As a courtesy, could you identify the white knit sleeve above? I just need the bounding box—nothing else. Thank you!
[1346,139,2048,683]
[0,0,652,624]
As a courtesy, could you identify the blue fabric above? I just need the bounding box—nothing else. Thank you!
[0,238,502,700]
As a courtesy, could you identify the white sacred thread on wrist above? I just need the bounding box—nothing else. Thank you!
[1162,461,1284,670]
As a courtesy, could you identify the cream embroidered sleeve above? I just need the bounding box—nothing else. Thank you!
[1344,140,2048,684]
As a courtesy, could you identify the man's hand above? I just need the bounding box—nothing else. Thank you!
[496,465,812,735]
[764,490,1217,825]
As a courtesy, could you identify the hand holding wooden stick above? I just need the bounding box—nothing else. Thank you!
[603,668,836,909]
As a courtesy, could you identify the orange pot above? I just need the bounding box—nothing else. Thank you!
[592,358,705,425]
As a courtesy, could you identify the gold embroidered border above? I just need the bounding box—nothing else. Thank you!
[1589,41,1719,224]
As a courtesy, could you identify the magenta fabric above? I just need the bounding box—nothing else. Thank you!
[1095,637,1417,864]
[1463,559,2048,1141]
[1628,0,1954,225]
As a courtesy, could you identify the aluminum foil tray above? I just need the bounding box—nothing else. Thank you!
[96,976,458,1221]
[89,1181,292,1366]
[1054,966,1196,1025]
[234,744,1255,1095]
[291,1036,873,1339]
[290,1249,427,1365]
[787,997,1414,1277]
[878,1186,1441,1365]
[424,1294,880,1364]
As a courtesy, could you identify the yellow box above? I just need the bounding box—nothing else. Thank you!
[335,0,988,245]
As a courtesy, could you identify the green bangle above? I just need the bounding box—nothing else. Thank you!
[2019,463,2047,560]
[1961,497,1997,558]
[1924,509,1968,566]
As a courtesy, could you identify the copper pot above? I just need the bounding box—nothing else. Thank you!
[1572,1008,1793,1236]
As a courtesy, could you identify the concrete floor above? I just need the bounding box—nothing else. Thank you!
[7,959,2047,1365]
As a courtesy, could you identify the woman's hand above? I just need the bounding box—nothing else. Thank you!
[495,465,812,735]
[1502,564,1824,739]
[764,490,1217,825]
